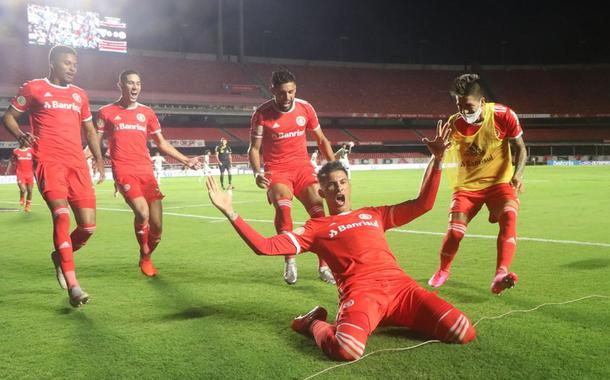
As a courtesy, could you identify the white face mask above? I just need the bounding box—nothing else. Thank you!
[462,101,483,124]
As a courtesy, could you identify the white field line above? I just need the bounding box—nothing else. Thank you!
[2,200,609,248]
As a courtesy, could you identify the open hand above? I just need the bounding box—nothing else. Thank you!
[206,176,234,216]
[422,119,452,159]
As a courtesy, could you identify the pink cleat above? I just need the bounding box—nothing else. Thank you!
[491,272,519,295]
[428,269,450,288]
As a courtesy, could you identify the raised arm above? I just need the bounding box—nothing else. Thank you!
[509,136,527,193]
[387,120,451,227]
[206,176,299,256]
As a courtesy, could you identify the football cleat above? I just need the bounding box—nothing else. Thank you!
[491,272,519,295]
[50,251,68,290]
[24,205,31,212]
[139,258,158,277]
[284,260,298,285]
[318,266,336,284]
[291,306,328,336]
[428,269,450,288]
[69,286,90,308]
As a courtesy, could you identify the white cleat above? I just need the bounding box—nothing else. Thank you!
[69,287,90,308]
[284,260,298,285]
[50,251,68,290]
[318,266,336,284]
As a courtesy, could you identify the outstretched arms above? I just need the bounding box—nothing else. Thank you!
[206,176,301,256]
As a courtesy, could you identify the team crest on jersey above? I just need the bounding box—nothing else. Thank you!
[123,184,131,192]
[136,113,146,122]
[72,93,82,103]
[293,227,305,235]
[359,213,372,220]
[16,96,26,106]
[342,299,355,309]
[296,116,306,127]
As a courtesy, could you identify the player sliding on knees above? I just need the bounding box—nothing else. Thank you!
[97,69,200,277]
[207,121,477,361]
[428,74,527,294]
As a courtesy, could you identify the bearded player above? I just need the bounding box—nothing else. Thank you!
[1,45,105,307]
[97,69,200,277]
[208,121,476,361]
[428,74,527,294]
[12,142,35,212]
[249,69,336,285]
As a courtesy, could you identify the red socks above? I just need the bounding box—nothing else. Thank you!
[134,222,150,256]
[71,224,96,252]
[439,220,467,271]
[497,205,518,272]
[52,206,78,288]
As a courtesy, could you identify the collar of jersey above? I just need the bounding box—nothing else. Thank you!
[44,77,70,89]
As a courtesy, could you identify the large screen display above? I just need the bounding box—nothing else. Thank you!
[27,3,127,53]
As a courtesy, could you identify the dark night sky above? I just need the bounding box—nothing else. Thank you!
[2,0,609,65]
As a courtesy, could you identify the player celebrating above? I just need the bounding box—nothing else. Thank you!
[97,69,200,277]
[428,74,527,294]
[1,45,105,307]
[207,122,475,361]
[215,137,233,190]
[12,143,35,212]
[249,69,336,285]
[334,142,354,179]
[151,152,166,184]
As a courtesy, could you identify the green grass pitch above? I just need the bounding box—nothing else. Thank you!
[1,165,609,379]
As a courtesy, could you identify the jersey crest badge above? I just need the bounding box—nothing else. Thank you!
[296,116,306,127]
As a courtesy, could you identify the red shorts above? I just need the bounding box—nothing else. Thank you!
[35,161,95,208]
[114,169,164,203]
[16,173,34,186]
[450,183,519,220]
[336,276,464,341]
[266,164,318,198]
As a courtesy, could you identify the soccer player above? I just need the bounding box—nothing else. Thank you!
[334,142,354,179]
[12,143,35,212]
[428,74,527,294]
[215,137,233,190]
[202,149,212,176]
[97,69,200,277]
[151,152,166,184]
[207,122,476,361]
[1,45,105,307]
[249,69,337,285]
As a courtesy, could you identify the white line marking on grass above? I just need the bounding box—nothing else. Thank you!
[4,200,608,248]
[302,295,609,380]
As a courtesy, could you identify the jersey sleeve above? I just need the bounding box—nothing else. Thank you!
[147,109,162,135]
[96,108,107,134]
[305,103,320,131]
[250,110,264,139]
[80,91,92,122]
[374,166,442,230]
[10,82,34,113]
[231,216,305,255]
[227,146,232,154]
[497,105,523,139]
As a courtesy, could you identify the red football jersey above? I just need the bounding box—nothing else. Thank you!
[12,147,34,176]
[250,98,320,172]
[10,78,92,166]
[97,102,161,173]
[455,103,523,139]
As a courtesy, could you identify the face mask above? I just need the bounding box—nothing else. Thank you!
[462,101,483,124]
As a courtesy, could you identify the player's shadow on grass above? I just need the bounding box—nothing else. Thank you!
[375,326,430,342]
[561,258,610,270]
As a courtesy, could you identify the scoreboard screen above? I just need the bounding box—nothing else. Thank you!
[27,3,127,53]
